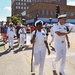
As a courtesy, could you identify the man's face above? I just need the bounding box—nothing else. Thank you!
[60,18,66,24]
[62,18,66,23]
[10,24,13,27]
[37,24,42,29]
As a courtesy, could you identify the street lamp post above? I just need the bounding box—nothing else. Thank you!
[36,15,38,21]
[34,17,36,24]
[34,15,38,24]
[49,17,52,24]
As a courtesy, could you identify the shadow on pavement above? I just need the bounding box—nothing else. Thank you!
[13,45,32,54]
[0,49,11,57]
[24,46,32,50]
[0,43,5,46]
[0,40,3,42]
[14,48,23,54]
[14,41,18,44]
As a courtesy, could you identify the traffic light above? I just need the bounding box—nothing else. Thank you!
[56,5,60,18]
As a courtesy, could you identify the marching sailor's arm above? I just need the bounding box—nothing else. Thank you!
[44,40,50,55]
[55,31,67,36]
[66,35,70,49]
[55,27,73,36]
[30,33,36,44]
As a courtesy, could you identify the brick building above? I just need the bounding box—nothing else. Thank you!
[11,0,66,16]
[26,2,75,20]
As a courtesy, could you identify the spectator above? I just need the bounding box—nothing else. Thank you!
[2,24,8,43]
[16,23,21,44]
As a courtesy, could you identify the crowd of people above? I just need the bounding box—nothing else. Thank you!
[0,14,73,75]
[1,22,35,49]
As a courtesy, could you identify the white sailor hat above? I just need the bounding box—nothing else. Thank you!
[58,14,67,19]
[9,22,13,25]
[21,24,25,27]
[35,20,43,26]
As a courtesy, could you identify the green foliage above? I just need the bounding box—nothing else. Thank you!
[11,14,21,25]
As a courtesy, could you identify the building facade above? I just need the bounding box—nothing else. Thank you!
[11,0,66,16]
[26,2,75,20]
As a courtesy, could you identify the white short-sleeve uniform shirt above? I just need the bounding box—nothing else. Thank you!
[19,28,26,37]
[53,22,67,50]
[31,30,46,53]
[7,27,16,37]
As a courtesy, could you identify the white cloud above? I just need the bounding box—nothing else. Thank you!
[0,17,6,21]
[4,6,11,11]
[67,1,75,6]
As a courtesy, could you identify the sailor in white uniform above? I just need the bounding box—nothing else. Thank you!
[7,22,16,49]
[52,14,72,75]
[19,25,26,48]
[30,20,50,75]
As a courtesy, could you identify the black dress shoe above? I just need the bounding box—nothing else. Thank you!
[53,70,58,75]
[59,72,66,75]
[59,72,62,75]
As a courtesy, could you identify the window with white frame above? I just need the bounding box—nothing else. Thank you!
[16,2,20,5]
[21,6,23,9]
[27,0,31,2]
[16,6,20,9]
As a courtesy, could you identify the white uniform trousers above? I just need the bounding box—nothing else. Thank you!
[53,42,66,72]
[34,50,46,75]
[20,35,25,47]
[8,36,14,48]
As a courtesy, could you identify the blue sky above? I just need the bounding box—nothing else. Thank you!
[0,0,75,21]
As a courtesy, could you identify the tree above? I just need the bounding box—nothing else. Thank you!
[11,14,22,25]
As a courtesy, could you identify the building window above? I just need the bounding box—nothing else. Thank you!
[70,12,74,16]
[24,3,26,5]
[37,0,40,2]
[66,12,71,16]
[16,6,20,9]
[21,6,23,9]
[16,0,20,1]
[42,10,44,15]
[44,10,46,15]
[60,11,66,14]
[74,12,75,16]
[39,10,42,15]
[48,10,51,15]
[16,2,20,5]
[27,0,31,2]
[24,0,26,1]
[31,0,35,2]
[21,2,23,5]
[21,0,23,1]
[24,7,26,9]
[27,7,29,9]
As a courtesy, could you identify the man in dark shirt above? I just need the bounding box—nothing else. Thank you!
[16,23,21,44]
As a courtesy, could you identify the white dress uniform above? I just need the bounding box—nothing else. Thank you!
[52,22,67,73]
[19,28,26,47]
[31,30,47,75]
[7,27,16,48]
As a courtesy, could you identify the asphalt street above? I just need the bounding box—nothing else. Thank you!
[0,33,75,75]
